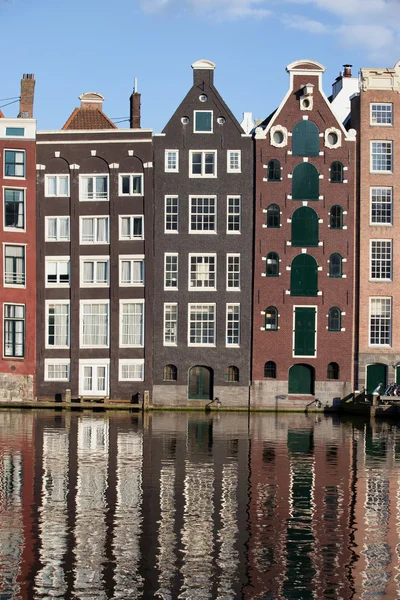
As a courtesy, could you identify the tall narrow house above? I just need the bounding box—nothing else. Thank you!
[251,60,357,408]
[0,75,36,401]
[152,60,253,406]
[36,88,153,402]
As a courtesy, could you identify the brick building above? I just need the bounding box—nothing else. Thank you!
[251,60,357,409]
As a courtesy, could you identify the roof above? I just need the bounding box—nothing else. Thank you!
[62,107,116,130]
[0,110,4,118]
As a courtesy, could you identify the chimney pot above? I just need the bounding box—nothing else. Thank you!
[343,64,352,78]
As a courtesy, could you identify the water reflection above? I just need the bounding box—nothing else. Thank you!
[4,412,400,598]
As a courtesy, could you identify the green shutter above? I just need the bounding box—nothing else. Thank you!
[287,430,314,453]
[288,364,315,394]
[291,207,318,247]
[366,363,388,395]
[292,120,320,156]
[290,254,318,296]
[294,307,316,356]
[292,163,319,200]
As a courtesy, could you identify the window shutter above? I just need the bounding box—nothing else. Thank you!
[292,121,320,157]
[291,207,318,247]
[292,163,319,200]
[290,255,318,296]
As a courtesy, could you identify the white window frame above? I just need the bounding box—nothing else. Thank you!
[163,302,178,346]
[118,215,144,240]
[164,253,178,290]
[189,196,217,234]
[44,358,71,382]
[80,256,110,287]
[227,150,241,173]
[226,253,240,291]
[119,255,145,287]
[79,359,110,396]
[45,216,70,242]
[45,174,70,197]
[188,253,217,291]
[3,242,26,288]
[188,303,216,347]
[370,141,393,173]
[370,103,393,126]
[370,187,393,226]
[119,299,145,348]
[164,196,179,233]
[370,239,392,281]
[79,174,109,201]
[227,196,241,234]
[45,256,70,288]
[164,150,179,173]
[119,359,145,382]
[193,110,213,133]
[118,173,144,196]
[3,187,26,232]
[80,216,110,244]
[80,300,110,349]
[4,149,25,179]
[45,300,70,349]
[189,150,217,178]
[226,303,240,347]
[369,297,392,347]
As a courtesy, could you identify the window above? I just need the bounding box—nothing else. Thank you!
[46,217,70,241]
[81,301,109,347]
[119,174,143,196]
[119,255,145,286]
[265,306,278,330]
[291,207,318,247]
[165,150,179,172]
[266,252,279,277]
[194,110,213,133]
[264,361,276,378]
[4,150,25,178]
[267,159,281,181]
[371,141,392,172]
[292,121,320,156]
[328,307,341,331]
[80,257,109,286]
[225,366,239,383]
[4,189,24,230]
[79,361,109,396]
[329,253,343,278]
[190,196,216,233]
[330,205,344,229]
[45,359,70,381]
[119,359,145,381]
[165,196,179,233]
[227,150,241,172]
[189,151,217,177]
[119,216,144,240]
[45,257,70,287]
[80,175,108,200]
[227,196,241,233]
[80,217,109,244]
[4,245,25,286]
[371,240,392,280]
[165,253,178,289]
[46,302,70,348]
[120,301,144,347]
[266,204,280,228]
[371,188,392,225]
[330,162,344,183]
[227,254,240,290]
[163,364,177,381]
[370,297,391,346]
[371,103,393,125]
[188,304,215,346]
[6,127,24,136]
[164,303,178,346]
[4,304,24,357]
[226,304,240,346]
[189,254,216,290]
[327,362,340,380]
[290,255,318,297]
[45,175,70,197]
[292,163,319,200]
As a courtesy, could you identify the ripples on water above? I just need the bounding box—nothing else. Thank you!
[1,412,400,599]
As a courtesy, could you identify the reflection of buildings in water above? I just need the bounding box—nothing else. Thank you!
[34,428,69,598]
[216,462,239,597]
[74,417,109,599]
[113,430,144,599]
[156,461,176,597]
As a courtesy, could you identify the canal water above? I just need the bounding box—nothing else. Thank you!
[0,410,399,599]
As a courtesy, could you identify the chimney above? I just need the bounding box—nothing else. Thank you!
[343,64,352,78]
[130,78,141,129]
[79,92,104,110]
[192,59,216,87]
[18,74,35,118]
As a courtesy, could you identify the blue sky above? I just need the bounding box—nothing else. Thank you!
[1,0,399,132]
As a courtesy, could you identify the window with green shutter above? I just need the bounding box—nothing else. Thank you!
[290,254,318,296]
[292,163,319,200]
[288,364,315,394]
[292,120,320,156]
[293,307,316,356]
[291,207,318,247]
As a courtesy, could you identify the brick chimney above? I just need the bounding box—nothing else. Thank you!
[18,74,35,118]
[130,79,141,129]
[192,59,216,87]
[79,92,105,110]
[343,64,352,78]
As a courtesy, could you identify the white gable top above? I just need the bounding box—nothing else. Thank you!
[286,59,326,74]
[192,59,216,70]
[79,92,105,104]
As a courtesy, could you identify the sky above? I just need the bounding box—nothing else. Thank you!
[1,0,399,132]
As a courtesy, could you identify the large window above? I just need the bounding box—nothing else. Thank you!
[165,196,179,233]
[188,304,215,346]
[371,188,392,225]
[4,189,24,230]
[80,257,109,287]
[46,302,70,348]
[292,121,319,157]
[119,359,145,381]
[371,103,393,125]
[80,217,109,244]
[165,150,179,172]
[119,301,144,347]
[265,306,278,330]
[226,304,240,346]
[370,240,392,280]
[265,252,279,277]
[164,303,178,346]
[4,245,25,286]
[164,253,178,289]
[80,175,108,200]
[4,304,24,357]
[190,196,216,233]
[119,255,145,286]
[81,301,109,347]
[45,175,69,197]
[370,297,391,346]
[189,254,216,290]
[227,196,241,233]
[45,257,70,287]
[45,359,70,381]
[371,141,392,172]
[194,110,213,133]
[4,150,25,178]
[46,217,70,241]
[227,254,240,290]
[266,204,280,228]
[227,150,241,172]
[119,215,144,240]
[189,151,217,177]
[119,174,143,196]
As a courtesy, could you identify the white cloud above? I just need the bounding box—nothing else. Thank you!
[140,0,272,18]
[281,13,327,34]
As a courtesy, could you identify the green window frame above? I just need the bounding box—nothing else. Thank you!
[292,121,320,157]
[292,163,319,200]
[327,362,339,380]
[328,307,341,331]
[330,205,343,229]
[291,206,318,247]
[267,159,281,181]
[329,253,342,278]
[290,254,318,296]
[266,252,279,277]
[266,204,280,228]
[265,306,278,330]
[330,161,344,183]
[264,361,276,378]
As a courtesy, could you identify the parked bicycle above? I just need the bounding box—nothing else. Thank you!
[382,382,400,396]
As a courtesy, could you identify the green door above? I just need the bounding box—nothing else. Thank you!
[290,254,318,296]
[292,207,318,247]
[294,307,316,356]
[292,163,319,200]
[188,366,213,400]
[292,120,320,156]
[366,363,387,395]
[288,364,315,394]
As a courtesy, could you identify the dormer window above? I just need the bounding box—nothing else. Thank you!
[194,111,213,133]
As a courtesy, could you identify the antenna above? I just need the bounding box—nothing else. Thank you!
[134,78,138,93]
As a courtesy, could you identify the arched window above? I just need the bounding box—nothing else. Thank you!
[288,364,315,394]
[330,205,343,229]
[329,253,342,278]
[328,307,341,331]
[292,163,319,200]
[291,207,319,247]
[266,204,280,228]
[265,306,278,330]
[264,361,276,378]
[290,254,318,296]
[225,365,239,382]
[330,161,344,183]
[267,159,281,181]
[292,120,320,157]
[266,252,279,276]
[327,362,340,380]
[163,364,177,381]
